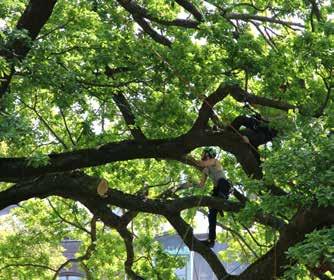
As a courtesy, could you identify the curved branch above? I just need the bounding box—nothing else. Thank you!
[314,77,332,117]
[118,227,144,280]
[19,98,68,150]
[0,0,58,99]
[111,92,146,141]
[174,0,204,22]
[83,199,144,279]
[116,0,172,46]
[133,16,172,47]
[0,263,57,273]
[117,0,200,28]
[229,204,334,280]
[165,212,234,279]
[51,216,97,280]
[0,172,331,280]
[47,198,91,235]
[191,83,296,131]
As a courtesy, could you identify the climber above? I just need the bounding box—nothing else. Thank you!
[186,147,231,248]
[231,113,277,145]
[228,113,277,163]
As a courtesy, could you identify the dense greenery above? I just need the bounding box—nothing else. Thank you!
[0,0,333,279]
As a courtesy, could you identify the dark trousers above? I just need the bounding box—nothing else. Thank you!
[208,178,231,241]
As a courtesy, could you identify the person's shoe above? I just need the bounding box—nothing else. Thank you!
[200,239,215,248]
[97,178,109,197]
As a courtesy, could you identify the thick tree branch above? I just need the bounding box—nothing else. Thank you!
[82,196,144,280]
[0,173,239,217]
[227,204,334,280]
[191,83,296,131]
[174,0,204,22]
[111,92,146,141]
[0,173,331,280]
[0,82,297,182]
[0,0,58,99]
[116,0,200,29]
[0,128,259,182]
[118,227,144,280]
[133,16,172,46]
[165,213,234,279]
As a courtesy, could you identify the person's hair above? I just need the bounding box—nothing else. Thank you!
[203,147,216,158]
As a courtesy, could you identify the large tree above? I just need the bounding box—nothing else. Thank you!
[0,0,333,279]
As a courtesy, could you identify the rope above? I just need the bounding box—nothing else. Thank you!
[273,231,277,279]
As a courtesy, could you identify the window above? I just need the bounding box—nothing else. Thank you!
[59,276,83,280]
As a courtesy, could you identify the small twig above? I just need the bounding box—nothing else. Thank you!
[36,18,73,40]
[59,108,76,146]
[19,98,68,150]
[51,216,97,280]
[251,21,278,51]
[47,199,91,235]
[0,263,57,273]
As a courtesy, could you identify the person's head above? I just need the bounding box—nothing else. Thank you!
[202,147,216,160]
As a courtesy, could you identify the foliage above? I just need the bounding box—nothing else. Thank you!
[0,0,333,279]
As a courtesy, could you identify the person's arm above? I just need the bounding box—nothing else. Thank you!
[185,155,202,167]
[198,173,207,188]
[186,155,216,168]
[229,115,256,130]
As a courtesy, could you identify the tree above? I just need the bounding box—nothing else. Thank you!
[0,0,333,279]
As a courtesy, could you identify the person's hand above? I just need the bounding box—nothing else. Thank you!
[185,154,197,164]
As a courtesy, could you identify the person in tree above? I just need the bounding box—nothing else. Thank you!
[186,147,231,248]
[228,113,277,163]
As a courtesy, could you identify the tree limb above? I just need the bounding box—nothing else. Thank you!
[51,216,97,280]
[165,212,233,279]
[0,0,58,99]
[174,0,204,22]
[227,204,334,280]
[111,92,146,141]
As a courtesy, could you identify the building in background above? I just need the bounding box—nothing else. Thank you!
[0,205,85,280]
[1,206,247,280]
[157,233,248,280]
[58,239,85,280]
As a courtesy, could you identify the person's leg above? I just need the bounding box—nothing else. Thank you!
[217,178,231,199]
[201,187,219,247]
[216,178,231,217]
[208,207,218,241]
